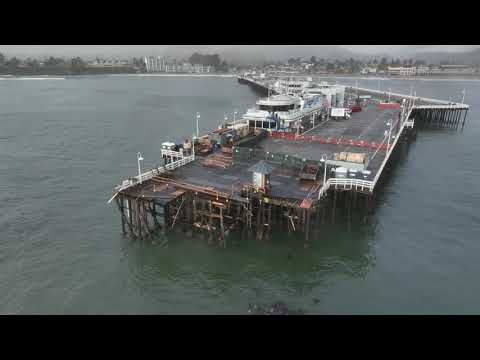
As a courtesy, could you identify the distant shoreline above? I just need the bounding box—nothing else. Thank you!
[288,73,480,82]
[0,73,236,79]
[2,72,480,82]
[109,73,236,78]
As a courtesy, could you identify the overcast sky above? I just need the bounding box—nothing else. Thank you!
[1,45,478,59]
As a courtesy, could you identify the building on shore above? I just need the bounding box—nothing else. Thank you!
[144,56,166,72]
[387,64,477,77]
[143,57,213,73]
[193,64,212,73]
[387,66,417,76]
[165,63,178,72]
[434,65,476,74]
[88,58,132,68]
[360,67,377,75]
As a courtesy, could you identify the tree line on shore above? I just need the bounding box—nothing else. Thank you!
[0,51,231,75]
[0,52,137,75]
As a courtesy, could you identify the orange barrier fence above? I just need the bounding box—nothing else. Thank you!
[270,131,389,150]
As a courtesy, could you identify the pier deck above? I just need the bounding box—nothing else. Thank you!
[259,103,399,181]
[171,158,319,202]
[110,82,470,245]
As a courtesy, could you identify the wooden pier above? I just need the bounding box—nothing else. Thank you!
[109,83,470,247]
[237,75,278,96]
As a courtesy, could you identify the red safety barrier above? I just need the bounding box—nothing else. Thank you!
[378,103,401,110]
[269,132,388,151]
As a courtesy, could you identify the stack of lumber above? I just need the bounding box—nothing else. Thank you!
[334,152,366,164]
[201,153,234,169]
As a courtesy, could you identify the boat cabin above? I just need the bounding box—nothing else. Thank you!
[243,94,301,131]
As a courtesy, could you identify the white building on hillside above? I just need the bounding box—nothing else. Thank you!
[388,66,416,76]
[144,56,165,72]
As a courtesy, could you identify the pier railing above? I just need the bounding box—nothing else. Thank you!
[113,154,195,194]
[318,178,374,198]
[349,86,469,109]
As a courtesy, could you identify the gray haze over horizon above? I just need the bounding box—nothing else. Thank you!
[1,45,479,64]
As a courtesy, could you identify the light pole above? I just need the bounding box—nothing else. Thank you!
[318,154,328,200]
[461,88,466,104]
[137,152,144,184]
[322,154,328,184]
[233,110,238,127]
[386,120,392,153]
[196,112,200,138]
[192,133,195,159]
[224,115,228,127]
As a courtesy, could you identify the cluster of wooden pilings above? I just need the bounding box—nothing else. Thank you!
[114,181,377,248]
[411,107,468,130]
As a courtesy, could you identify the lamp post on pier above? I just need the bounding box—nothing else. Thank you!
[321,154,328,185]
[196,112,200,138]
[137,152,144,184]
[461,88,466,104]
[233,110,238,127]
[192,133,195,159]
[386,120,393,153]
[318,154,328,200]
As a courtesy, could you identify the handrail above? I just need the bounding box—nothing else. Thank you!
[348,86,469,107]
[413,104,469,110]
[114,154,194,193]
[318,177,374,199]
[371,105,413,187]
[161,149,186,158]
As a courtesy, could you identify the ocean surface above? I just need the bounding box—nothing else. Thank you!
[0,75,479,314]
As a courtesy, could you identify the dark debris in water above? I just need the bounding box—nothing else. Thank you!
[248,302,305,315]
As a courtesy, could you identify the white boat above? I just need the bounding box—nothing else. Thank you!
[240,91,325,132]
[234,78,346,133]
